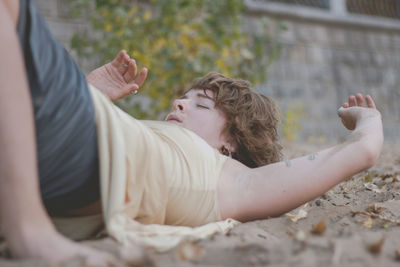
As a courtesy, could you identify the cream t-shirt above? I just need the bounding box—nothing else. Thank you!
[52,86,239,251]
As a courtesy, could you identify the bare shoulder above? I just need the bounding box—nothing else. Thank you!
[217,158,250,220]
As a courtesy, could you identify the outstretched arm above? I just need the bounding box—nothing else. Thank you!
[218,94,383,222]
[87,50,148,101]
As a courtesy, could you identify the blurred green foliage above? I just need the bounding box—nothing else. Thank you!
[69,0,280,119]
[282,104,304,143]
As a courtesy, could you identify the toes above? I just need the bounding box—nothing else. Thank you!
[355,93,365,107]
[365,95,376,109]
[348,95,356,107]
[342,102,349,108]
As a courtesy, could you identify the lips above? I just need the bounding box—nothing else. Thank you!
[166,114,182,123]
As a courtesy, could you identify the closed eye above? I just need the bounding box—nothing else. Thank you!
[197,104,210,109]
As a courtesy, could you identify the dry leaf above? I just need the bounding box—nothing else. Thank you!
[286,209,308,222]
[362,216,373,228]
[176,241,204,261]
[362,173,372,183]
[310,220,326,235]
[367,238,385,255]
[364,182,384,193]
[286,203,310,222]
[366,204,386,214]
[383,221,392,229]
[381,173,393,180]
[286,209,307,222]
[352,209,400,227]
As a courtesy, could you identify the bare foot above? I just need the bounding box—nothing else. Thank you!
[10,227,119,266]
[87,50,148,101]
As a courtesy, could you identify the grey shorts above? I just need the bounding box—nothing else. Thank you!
[17,0,99,213]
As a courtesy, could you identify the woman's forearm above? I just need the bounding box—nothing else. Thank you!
[220,116,383,222]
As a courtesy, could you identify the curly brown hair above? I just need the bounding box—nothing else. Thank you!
[189,72,282,168]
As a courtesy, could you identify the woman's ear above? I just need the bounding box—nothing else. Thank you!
[220,146,232,158]
[220,142,236,158]
[224,141,236,153]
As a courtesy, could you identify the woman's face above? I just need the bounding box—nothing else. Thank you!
[166,89,229,150]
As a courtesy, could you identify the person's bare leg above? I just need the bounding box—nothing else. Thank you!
[2,0,18,24]
[0,0,116,265]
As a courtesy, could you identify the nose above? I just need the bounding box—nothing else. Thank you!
[173,99,185,112]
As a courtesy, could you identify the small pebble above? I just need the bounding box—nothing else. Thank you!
[384,177,394,184]
[373,178,385,187]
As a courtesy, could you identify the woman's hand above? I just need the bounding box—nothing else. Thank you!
[338,93,383,165]
[87,50,148,101]
[338,93,381,131]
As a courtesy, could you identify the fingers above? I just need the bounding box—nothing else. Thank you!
[365,95,376,109]
[344,93,376,109]
[123,59,137,82]
[348,95,356,107]
[111,50,125,67]
[355,93,365,107]
[122,68,147,96]
[111,50,129,72]
[124,64,147,96]
[113,51,147,86]
[126,84,139,96]
[133,68,148,88]
[109,50,148,96]
[111,50,134,75]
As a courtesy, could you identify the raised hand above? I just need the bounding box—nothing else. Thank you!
[338,93,381,131]
[87,50,148,101]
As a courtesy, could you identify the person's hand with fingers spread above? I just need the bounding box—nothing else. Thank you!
[87,50,148,101]
[338,93,383,162]
[338,93,382,130]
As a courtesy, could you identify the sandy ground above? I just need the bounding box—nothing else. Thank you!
[1,142,399,267]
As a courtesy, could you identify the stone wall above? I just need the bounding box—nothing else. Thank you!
[246,1,400,143]
[36,0,94,70]
[35,0,399,143]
